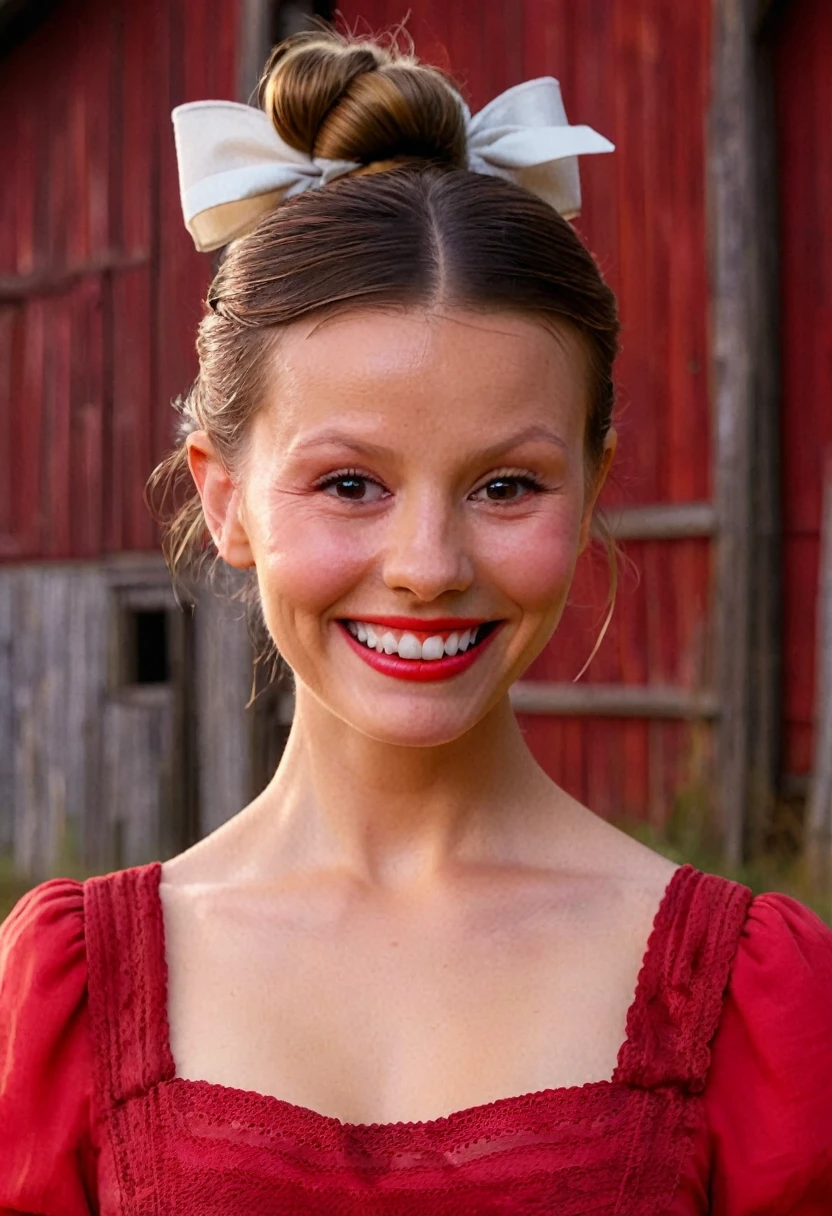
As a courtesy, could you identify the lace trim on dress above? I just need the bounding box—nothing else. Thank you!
[614,867,754,1092]
[80,858,755,1215]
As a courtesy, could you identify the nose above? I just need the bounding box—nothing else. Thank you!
[381,488,475,602]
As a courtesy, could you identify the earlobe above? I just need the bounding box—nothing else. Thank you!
[186,434,255,569]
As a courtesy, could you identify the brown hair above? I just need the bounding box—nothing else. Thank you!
[147,26,621,684]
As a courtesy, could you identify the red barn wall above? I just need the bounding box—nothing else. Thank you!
[774,0,832,777]
[0,0,716,826]
[0,0,242,562]
[337,0,713,822]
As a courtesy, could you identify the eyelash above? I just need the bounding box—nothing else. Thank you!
[314,467,549,503]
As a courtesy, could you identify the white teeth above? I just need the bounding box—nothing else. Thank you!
[345,620,488,661]
[397,633,422,660]
[421,635,446,661]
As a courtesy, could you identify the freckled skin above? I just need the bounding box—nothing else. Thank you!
[200,307,608,748]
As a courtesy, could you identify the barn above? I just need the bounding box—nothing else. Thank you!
[1,0,830,883]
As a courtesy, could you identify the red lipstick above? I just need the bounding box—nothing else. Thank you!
[341,616,487,632]
[336,620,503,682]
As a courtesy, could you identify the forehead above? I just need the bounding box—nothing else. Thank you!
[260,307,588,444]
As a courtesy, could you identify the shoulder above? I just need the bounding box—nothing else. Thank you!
[719,888,832,1049]
[0,876,89,1077]
[0,874,87,985]
[734,887,832,979]
[0,878,96,1214]
[704,890,832,1213]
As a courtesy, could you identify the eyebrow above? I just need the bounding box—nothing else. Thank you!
[290,424,568,460]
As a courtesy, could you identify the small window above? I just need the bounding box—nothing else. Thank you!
[126,608,170,685]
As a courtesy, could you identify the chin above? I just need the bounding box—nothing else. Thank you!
[351,716,484,750]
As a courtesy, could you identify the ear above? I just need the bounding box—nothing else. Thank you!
[186,431,255,569]
[577,428,617,556]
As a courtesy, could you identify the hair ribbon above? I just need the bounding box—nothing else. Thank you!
[172,77,614,253]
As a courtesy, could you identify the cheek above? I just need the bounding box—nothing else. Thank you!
[251,504,375,626]
[481,511,581,618]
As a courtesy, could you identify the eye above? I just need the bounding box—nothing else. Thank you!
[317,470,389,503]
[471,474,546,504]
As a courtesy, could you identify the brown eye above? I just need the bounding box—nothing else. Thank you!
[472,476,543,504]
[333,477,366,499]
[486,479,522,501]
[320,474,388,502]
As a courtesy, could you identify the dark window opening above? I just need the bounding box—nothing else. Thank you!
[128,609,170,685]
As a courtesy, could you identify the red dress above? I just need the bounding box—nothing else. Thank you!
[1,861,832,1214]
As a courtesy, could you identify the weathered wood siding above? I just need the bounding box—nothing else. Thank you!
[0,558,252,877]
[339,0,714,825]
[0,0,242,561]
[774,0,832,778]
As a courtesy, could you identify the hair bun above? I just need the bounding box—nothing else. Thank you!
[259,28,468,172]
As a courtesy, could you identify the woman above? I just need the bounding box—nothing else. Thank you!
[2,27,832,1215]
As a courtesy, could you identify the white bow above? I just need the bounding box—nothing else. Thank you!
[172,77,614,253]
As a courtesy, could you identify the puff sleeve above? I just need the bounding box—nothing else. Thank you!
[0,879,97,1216]
[704,890,832,1214]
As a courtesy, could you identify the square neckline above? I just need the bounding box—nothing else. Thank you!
[150,860,691,1133]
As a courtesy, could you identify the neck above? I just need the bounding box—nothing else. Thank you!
[242,685,558,888]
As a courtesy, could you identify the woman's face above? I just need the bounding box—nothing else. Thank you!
[190,308,615,747]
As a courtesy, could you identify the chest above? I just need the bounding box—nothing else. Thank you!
[161,885,649,1125]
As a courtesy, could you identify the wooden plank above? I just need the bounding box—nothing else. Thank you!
[9,565,111,877]
[0,253,149,301]
[13,93,37,276]
[0,572,13,853]
[510,680,719,719]
[0,307,17,542]
[194,570,253,834]
[741,18,782,856]
[42,296,73,558]
[69,277,105,558]
[14,299,45,557]
[773,0,832,778]
[807,459,832,885]
[596,500,716,541]
[709,0,757,865]
[236,0,271,103]
[0,57,17,276]
[109,266,154,551]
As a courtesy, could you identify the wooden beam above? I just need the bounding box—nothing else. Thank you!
[237,0,273,103]
[0,253,148,302]
[744,14,783,859]
[807,461,832,886]
[594,501,717,542]
[709,0,762,865]
[509,682,719,720]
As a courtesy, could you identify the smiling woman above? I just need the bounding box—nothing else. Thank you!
[2,22,832,1216]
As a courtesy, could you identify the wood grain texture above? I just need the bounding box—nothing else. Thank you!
[0,560,208,877]
[774,0,832,777]
[0,0,241,563]
[331,0,714,825]
[807,459,832,886]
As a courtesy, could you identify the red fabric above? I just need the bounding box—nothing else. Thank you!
[1,862,831,1215]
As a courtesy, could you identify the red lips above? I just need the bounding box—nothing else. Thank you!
[337,620,504,682]
[341,616,487,633]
